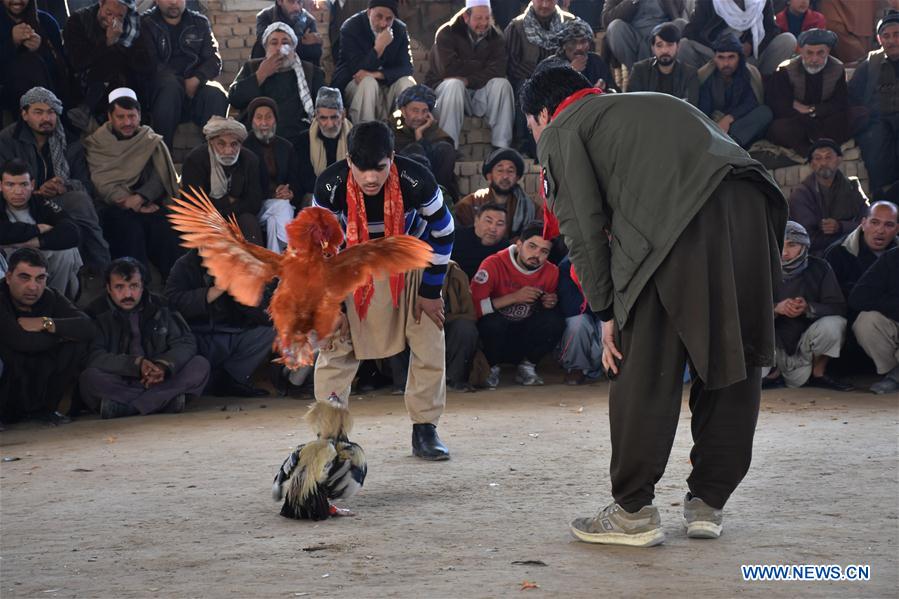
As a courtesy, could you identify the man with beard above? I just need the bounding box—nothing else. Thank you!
[83,88,183,278]
[848,12,899,200]
[538,18,618,92]
[242,96,301,252]
[451,202,509,281]
[626,22,699,106]
[141,0,229,152]
[0,248,92,425]
[788,138,868,256]
[0,0,70,114]
[470,220,564,388]
[80,256,210,418]
[331,0,416,124]
[180,116,264,246]
[426,0,514,150]
[251,0,322,66]
[295,87,352,205]
[765,28,849,157]
[697,33,772,149]
[454,147,537,239]
[0,86,111,272]
[390,84,459,203]
[229,22,324,149]
[602,0,685,69]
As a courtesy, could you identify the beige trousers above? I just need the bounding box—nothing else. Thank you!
[853,311,899,374]
[344,75,416,123]
[314,271,446,424]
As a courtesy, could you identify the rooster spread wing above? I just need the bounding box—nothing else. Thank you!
[168,186,281,306]
[325,235,434,300]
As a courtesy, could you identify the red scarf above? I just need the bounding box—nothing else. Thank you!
[345,162,405,320]
[540,87,602,313]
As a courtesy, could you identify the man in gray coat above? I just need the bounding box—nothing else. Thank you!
[521,67,787,547]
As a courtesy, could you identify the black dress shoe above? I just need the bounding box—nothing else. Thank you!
[806,374,855,392]
[412,423,450,461]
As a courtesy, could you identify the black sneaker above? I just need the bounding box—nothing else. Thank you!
[806,374,855,392]
[162,394,186,413]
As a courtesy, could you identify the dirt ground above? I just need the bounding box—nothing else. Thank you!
[1,377,897,598]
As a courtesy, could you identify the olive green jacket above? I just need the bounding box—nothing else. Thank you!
[538,91,787,328]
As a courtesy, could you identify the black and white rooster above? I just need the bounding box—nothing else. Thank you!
[272,394,367,520]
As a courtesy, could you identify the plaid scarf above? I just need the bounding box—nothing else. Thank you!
[522,2,566,50]
[345,162,405,320]
[115,0,141,48]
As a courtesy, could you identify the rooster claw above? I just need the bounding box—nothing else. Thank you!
[329,504,355,517]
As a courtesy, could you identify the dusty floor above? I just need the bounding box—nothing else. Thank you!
[1,379,897,598]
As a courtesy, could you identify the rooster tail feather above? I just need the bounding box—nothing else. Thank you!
[293,439,337,503]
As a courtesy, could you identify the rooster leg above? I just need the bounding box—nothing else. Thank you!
[329,504,355,517]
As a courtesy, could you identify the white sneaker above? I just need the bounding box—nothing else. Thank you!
[515,360,544,386]
[486,365,501,388]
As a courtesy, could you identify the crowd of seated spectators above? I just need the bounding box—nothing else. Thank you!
[1,0,898,428]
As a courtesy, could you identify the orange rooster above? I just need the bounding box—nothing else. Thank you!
[167,186,434,368]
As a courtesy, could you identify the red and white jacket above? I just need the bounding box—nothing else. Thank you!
[470,245,559,321]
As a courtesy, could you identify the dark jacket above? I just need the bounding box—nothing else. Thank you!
[848,49,897,126]
[504,7,576,82]
[775,256,846,354]
[766,56,847,121]
[332,10,413,92]
[243,133,302,207]
[228,58,324,144]
[0,121,93,194]
[391,112,455,154]
[684,0,782,54]
[788,171,868,255]
[0,278,93,355]
[824,226,898,304]
[626,57,699,106]
[164,249,271,332]
[85,292,197,377]
[0,196,80,250]
[63,4,156,91]
[848,247,899,322]
[251,4,321,66]
[141,6,222,83]
[426,8,506,90]
[602,0,685,27]
[180,142,264,218]
[698,54,760,120]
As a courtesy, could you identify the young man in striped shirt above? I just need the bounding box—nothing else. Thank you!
[312,122,454,460]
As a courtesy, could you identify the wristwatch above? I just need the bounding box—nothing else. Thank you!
[41,316,55,332]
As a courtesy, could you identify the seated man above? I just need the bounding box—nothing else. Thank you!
[819,0,878,64]
[557,255,602,385]
[426,0,514,149]
[766,221,853,390]
[63,0,156,125]
[0,248,92,425]
[774,0,825,38]
[679,0,796,76]
[602,0,685,69]
[625,22,698,106]
[80,257,210,418]
[765,29,849,157]
[0,159,82,298]
[538,18,618,92]
[505,0,575,155]
[788,138,868,256]
[0,87,110,271]
[450,201,509,281]
[164,249,275,397]
[242,97,301,252]
[850,247,899,394]
[142,0,229,151]
[391,84,459,203]
[83,88,183,278]
[697,33,772,149]
[825,201,899,302]
[295,87,352,206]
[229,21,325,149]
[0,0,70,114]
[180,116,264,246]
[470,221,564,387]
[331,0,416,124]
[848,13,899,200]
[454,147,536,238]
[251,0,322,66]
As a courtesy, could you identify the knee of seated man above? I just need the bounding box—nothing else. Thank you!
[852,310,890,335]
[814,315,847,338]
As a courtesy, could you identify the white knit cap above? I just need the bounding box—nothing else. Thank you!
[108,87,138,103]
[465,0,490,8]
[262,21,298,47]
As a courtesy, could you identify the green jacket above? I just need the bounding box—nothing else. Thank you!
[538,91,787,328]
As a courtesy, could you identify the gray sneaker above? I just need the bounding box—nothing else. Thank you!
[570,502,665,547]
[682,493,723,539]
[870,367,899,394]
[515,360,544,386]
[486,365,501,388]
